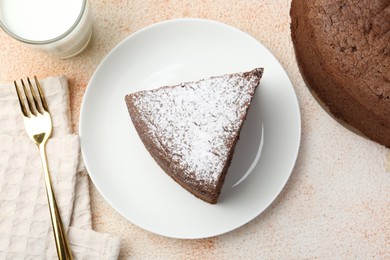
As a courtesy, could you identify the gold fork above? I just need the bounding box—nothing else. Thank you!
[14,76,73,260]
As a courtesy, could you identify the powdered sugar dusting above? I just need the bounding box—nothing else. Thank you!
[129,68,263,188]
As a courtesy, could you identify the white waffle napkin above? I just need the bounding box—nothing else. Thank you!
[0,76,121,259]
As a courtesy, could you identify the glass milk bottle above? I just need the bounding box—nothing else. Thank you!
[0,0,92,58]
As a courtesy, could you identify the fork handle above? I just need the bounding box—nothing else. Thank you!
[39,144,73,260]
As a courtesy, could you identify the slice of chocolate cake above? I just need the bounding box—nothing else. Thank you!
[125,68,263,204]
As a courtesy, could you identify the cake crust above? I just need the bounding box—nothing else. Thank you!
[291,0,390,147]
[125,68,263,204]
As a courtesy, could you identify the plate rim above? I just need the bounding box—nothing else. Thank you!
[79,17,301,239]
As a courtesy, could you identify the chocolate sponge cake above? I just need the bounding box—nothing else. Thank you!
[291,1,390,147]
[125,68,263,204]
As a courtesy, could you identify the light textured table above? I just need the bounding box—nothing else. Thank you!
[1,0,389,258]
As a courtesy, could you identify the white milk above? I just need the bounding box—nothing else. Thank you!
[0,0,92,58]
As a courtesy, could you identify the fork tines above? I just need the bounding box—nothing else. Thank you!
[14,76,48,117]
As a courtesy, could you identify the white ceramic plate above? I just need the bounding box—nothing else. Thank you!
[80,18,301,239]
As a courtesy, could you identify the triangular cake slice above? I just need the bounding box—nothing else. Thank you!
[125,68,263,204]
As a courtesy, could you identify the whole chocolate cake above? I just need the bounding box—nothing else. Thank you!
[291,0,390,147]
[125,68,263,204]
